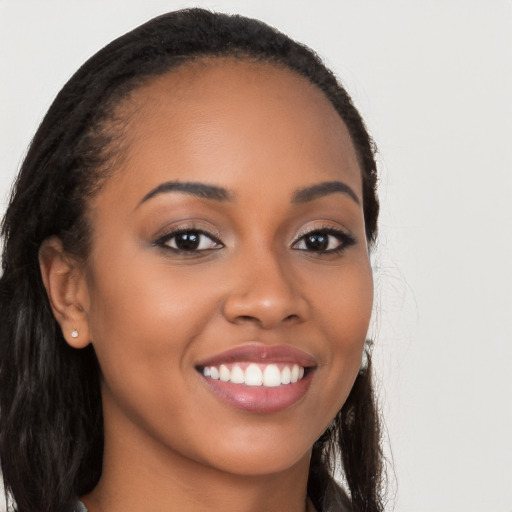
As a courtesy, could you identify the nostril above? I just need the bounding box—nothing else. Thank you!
[232,315,266,327]
[238,315,257,323]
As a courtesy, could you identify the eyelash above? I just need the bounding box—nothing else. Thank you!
[154,226,223,254]
[292,226,356,254]
[154,225,355,255]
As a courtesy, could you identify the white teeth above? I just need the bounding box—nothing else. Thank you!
[219,364,230,382]
[230,364,245,384]
[262,364,281,387]
[280,366,291,384]
[290,364,300,383]
[202,363,307,387]
[245,364,263,386]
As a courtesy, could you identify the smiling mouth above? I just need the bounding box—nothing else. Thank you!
[195,344,316,413]
[198,362,308,388]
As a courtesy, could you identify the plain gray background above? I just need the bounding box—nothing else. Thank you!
[1,1,511,511]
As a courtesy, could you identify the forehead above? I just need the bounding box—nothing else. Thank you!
[101,57,362,203]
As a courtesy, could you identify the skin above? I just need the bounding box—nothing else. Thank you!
[40,59,373,512]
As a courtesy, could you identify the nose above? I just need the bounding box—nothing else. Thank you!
[222,249,309,329]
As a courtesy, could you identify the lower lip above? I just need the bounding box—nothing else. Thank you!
[199,371,313,414]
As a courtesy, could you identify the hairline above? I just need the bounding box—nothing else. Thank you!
[82,53,368,241]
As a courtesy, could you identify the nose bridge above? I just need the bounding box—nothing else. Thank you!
[222,241,307,328]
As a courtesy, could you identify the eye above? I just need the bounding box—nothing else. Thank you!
[155,229,223,253]
[292,228,355,254]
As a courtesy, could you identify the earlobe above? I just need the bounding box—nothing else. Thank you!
[38,236,91,348]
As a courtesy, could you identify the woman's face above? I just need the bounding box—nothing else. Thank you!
[80,59,373,476]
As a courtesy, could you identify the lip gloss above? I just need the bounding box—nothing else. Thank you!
[199,371,313,413]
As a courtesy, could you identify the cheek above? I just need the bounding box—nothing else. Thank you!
[307,251,373,338]
[84,257,226,450]
[325,272,373,349]
[85,255,219,390]
[307,257,373,412]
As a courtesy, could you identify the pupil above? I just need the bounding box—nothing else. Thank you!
[306,233,328,251]
[176,232,200,250]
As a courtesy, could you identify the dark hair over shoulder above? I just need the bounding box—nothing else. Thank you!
[0,9,383,512]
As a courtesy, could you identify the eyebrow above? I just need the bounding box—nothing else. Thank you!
[137,179,359,208]
[138,181,232,207]
[292,181,360,205]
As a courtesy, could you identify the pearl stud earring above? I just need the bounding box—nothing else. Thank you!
[71,330,79,338]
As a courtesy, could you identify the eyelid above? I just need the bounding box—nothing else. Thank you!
[153,223,223,251]
[291,223,356,253]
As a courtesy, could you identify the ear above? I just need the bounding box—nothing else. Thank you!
[39,236,91,348]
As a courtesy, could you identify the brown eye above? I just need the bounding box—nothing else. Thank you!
[293,229,355,254]
[173,232,201,251]
[303,233,329,251]
[156,229,223,252]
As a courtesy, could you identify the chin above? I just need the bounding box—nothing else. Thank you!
[211,447,311,477]
[195,426,317,477]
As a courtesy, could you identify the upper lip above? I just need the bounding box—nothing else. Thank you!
[195,343,317,368]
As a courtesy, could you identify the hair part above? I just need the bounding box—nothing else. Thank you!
[0,9,382,512]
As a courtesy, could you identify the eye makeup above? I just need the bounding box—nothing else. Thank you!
[153,224,223,255]
[292,225,356,255]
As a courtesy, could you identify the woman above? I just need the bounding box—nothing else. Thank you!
[0,9,383,512]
